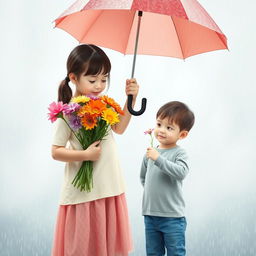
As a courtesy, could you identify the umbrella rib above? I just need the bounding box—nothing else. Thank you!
[124,11,137,54]
[171,16,185,59]
[215,31,228,49]
[80,10,104,43]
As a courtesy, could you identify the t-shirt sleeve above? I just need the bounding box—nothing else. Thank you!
[154,148,189,180]
[140,154,148,186]
[52,118,71,147]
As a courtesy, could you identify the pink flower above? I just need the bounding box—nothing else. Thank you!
[47,101,67,123]
[144,128,154,135]
[63,103,80,115]
[144,128,154,147]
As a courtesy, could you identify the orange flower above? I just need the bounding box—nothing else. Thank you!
[81,114,97,130]
[101,96,124,115]
[102,108,120,125]
[84,99,107,116]
[77,99,107,118]
[77,105,88,117]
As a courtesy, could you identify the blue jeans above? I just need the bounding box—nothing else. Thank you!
[144,216,187,256]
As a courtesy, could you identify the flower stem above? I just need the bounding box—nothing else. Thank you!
[150,135,154,147]
[61,117,82,145]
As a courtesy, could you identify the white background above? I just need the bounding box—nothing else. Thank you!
[0,0,256,255]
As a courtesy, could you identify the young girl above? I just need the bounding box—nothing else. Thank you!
[51,44,139,256]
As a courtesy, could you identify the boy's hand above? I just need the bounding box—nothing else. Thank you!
[146,147,159,161]
[126,78,139,98]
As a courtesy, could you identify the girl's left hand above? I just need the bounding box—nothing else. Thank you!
[126,78,139,97]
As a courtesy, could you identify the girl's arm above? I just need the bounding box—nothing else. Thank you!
[51,141,101,162]
[112,78,139,135]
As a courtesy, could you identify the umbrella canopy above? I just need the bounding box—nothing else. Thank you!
[55,0,228,115]
[55,0,227,58]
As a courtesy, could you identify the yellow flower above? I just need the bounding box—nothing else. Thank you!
[102,108,120,125]
[71,95,90,104]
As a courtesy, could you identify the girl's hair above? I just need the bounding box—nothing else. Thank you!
[58,44,111,103]
[156,101,195,131]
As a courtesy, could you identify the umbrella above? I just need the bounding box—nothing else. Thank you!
[55,0,228,115]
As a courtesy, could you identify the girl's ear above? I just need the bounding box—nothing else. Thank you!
[69,73,77,84]
[179,130,188,140]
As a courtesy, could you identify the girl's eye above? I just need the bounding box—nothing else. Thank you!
[102,80,107,83]
[89,81,96,84]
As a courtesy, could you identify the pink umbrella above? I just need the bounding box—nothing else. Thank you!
[55,0,228,115]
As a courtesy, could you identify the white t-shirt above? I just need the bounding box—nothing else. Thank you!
[52,118,126,205]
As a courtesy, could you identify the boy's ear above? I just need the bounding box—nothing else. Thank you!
[179,130,188,140]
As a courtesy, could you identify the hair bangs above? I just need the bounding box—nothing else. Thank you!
[84,52,111,76]
[156,101,195,131]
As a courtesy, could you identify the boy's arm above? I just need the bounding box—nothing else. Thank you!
[154,150,189,180]
[140,155,148,186]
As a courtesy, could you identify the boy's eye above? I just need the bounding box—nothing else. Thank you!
[167,126,174,130]
[157,123,161,127]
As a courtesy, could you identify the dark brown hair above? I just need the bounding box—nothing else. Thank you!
[156,101,195,131]
[58,44,111,103]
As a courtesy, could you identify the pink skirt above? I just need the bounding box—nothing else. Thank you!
[51,193,133,256]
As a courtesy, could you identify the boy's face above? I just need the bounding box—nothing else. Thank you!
[154,117,188,149]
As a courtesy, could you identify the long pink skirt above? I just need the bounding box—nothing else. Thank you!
[51,193,133,256]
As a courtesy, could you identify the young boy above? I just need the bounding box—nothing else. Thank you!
[140,101,195,256]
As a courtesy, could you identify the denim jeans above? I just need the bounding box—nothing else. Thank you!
[144,216,187,256]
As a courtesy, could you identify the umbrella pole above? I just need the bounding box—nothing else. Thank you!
[131,11,142,78]
[128,11,147,116]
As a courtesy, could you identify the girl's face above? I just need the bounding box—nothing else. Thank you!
[71,70,109,97]
[154,117,188,149]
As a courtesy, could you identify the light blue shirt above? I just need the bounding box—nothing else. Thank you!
[140,146,189,217]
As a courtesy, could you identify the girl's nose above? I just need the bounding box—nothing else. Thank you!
[94,81,101,89]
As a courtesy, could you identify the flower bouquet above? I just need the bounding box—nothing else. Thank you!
[48,95,124,192]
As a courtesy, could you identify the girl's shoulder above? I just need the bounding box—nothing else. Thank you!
[52,118,71,146]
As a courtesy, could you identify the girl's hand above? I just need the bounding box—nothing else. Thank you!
[126,78,139,98]
[85,141,101,161]
[146,147,159,161]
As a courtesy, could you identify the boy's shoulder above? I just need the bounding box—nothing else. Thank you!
[160,146,188,159]
[160,145,186,153]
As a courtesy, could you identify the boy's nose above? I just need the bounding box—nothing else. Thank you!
[159,127,165,132]
[158,129,165,135]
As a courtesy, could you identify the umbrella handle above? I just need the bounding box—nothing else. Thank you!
[127,95,147,116]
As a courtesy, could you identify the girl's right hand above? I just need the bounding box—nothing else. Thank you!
[85,141,101,161]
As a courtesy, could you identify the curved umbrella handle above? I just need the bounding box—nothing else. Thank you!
[127,95,147,116]
[127,11,146,116]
